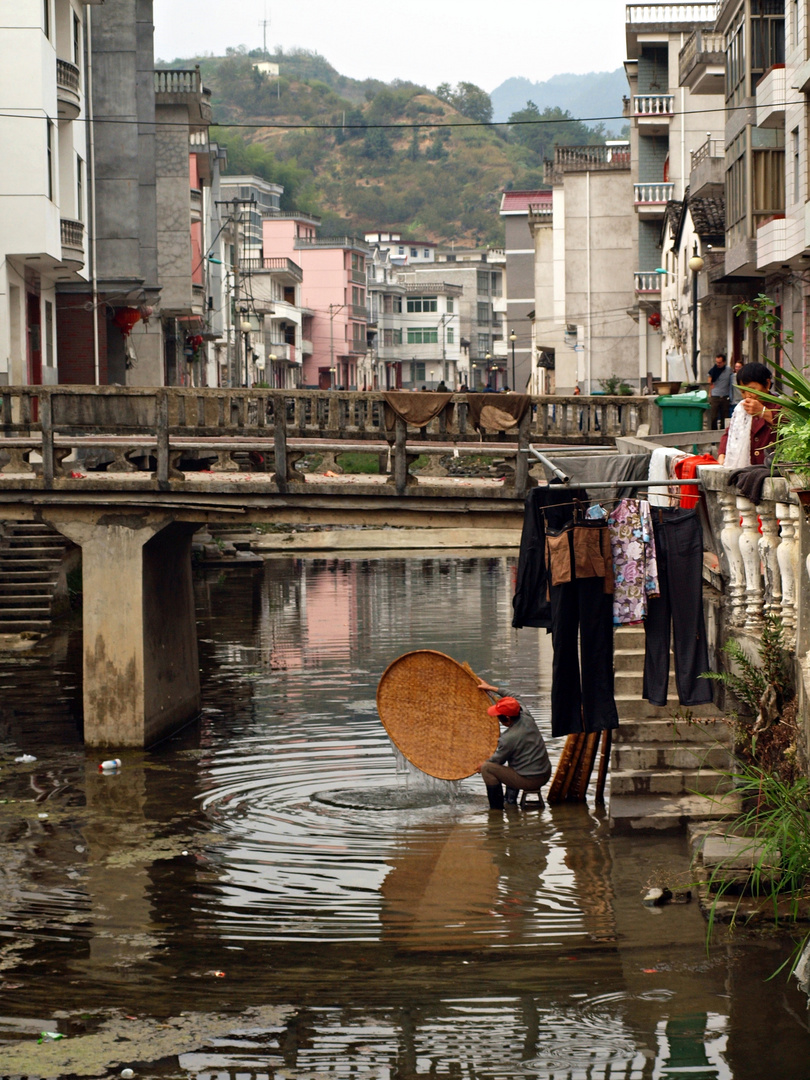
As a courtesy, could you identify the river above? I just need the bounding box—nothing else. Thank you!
[0,553,808,1078]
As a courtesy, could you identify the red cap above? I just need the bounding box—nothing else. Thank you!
[487,696,520,718]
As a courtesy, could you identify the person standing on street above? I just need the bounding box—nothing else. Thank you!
[708,353,732,430]
[476,683,552,810]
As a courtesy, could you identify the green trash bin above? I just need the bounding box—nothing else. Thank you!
[655,390,709,434]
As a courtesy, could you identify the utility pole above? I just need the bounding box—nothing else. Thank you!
[259,10,270,57]
[216,196,254,386]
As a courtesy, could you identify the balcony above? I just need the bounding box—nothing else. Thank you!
[60,218,84,268]
[634,181,675,215]
[294,235,371,254]
[633,95,674,135]
[266,342,297,364]
[550,144,631,173]
[154,67,212,125]
[679,29,725,94]
[350,304,368,321]
[756,65,786,129]
[56,58,81,119]
[757,214,787,270]
[626,5,718,58]
[634,271,662,295]
[492,296,508,314]
[190,187,202,222]
[301,339,313,356]
[240,256,304,283]
[350,268,366,284]
[690,138,724,197]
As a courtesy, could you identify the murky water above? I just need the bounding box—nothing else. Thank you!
[0,554,808,1078]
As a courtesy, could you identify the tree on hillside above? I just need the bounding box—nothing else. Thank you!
[211,129,316,211]
[508,101,605,164]
[435,81,493,124]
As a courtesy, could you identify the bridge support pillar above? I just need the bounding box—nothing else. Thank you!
[44,511,201,747]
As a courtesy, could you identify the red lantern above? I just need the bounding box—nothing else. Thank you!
[647,311,661,330]
[113,307,142,339]
[189,334,204,351]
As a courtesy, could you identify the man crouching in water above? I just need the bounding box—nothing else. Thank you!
[477,681,552,809]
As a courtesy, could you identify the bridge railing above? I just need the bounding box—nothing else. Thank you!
[0,386,661,495]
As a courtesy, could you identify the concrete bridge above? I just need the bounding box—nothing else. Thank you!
[0,385,660,748]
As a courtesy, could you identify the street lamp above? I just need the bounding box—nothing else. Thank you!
[267,353,277,388]
[240,319,252,386]
[485,352,491,390]
[688,249,704,380]
[509,329,516,391]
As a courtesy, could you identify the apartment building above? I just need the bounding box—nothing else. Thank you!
[499,190,548,391]
[625,3,726,384]
[366,232,437,265]
[529,145,637,394]
[0,0,95,387]
[263,213,368,389]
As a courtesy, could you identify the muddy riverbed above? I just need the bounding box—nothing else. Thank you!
[0,554,808,1078]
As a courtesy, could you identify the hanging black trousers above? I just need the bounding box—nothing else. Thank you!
[643,507,713,707]
[550,576,618,736]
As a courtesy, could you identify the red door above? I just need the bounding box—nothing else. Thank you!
[27,293,42,385]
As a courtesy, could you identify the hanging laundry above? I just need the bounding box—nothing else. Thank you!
[643,506,713,708]
[647,446,688,507]
[607,499,659,626]
[673,453,718,509]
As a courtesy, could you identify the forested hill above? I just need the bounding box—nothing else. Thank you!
[161,47,619,246]
[490,70,627,126]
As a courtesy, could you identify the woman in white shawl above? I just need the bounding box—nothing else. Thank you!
[718,362,778,467]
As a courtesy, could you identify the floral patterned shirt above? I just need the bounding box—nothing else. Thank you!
[607,499,660,625]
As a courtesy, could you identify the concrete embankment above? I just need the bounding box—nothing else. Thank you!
[251,527,521,553]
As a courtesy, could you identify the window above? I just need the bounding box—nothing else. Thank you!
[413,362,426,382]
[383,328,393,346]
[751,0,785,89]
[794,127,801,202]
[410,247,418,257]
[353,321,365,342]
[406,296,437,313]
[477,302,490,324]
[76,154,83,220]
[726,9,746,105]
[352,286,365,307]
[446,327,455,344]
[73,12,80,65]
[477,270,489,294]
[351,252,364,272]
[398,246,405,255]
[44,300,53,368]
[491,272,501,296]
[393,328,402,345]
[407,328,438,344]
[393,295,402,313]
[753,146,785,216]
[46,120,54,201]
[446,297,454,313]
[478,334,490,355]
[423,249,430,258]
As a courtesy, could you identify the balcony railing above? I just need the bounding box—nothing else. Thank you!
[240,256,304,281]
[692,138,724,168]
[294,236,371,253]
[154,68,202,95]
[60,218,84,265]
[553,144,631,170]
[679,28,726,86]
[350,269,366,284]
[190,188,202,215]
[350,304,368,321]
[634,271,662,293]
[633,94,675,116]
[56,58,80,95]
[626,4,718,25]
[634,181,675,204]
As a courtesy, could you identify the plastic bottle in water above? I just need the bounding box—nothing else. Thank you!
[99,758,122,772]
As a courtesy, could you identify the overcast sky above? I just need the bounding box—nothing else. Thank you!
[154,0,629,91]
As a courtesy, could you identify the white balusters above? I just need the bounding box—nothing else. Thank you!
[718,489,746,626]
[776,501,800,644]
[758,502,782,617]
[737,495,764,631]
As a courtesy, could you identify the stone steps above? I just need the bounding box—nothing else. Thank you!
[609,626,739,833]
[0,522,71,634]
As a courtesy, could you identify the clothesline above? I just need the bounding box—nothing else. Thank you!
[527,447,703,490]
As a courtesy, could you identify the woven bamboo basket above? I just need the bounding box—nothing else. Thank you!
[376,650,500,781]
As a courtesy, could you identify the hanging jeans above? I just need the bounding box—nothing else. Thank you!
[550,576,619,736]
[643,507,713,707]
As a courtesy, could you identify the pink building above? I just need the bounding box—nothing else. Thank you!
[263,213,369,388]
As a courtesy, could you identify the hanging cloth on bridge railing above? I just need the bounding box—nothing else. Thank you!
[383,391,454,431]
[465,394,531,434]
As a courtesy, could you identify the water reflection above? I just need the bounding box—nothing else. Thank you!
[0,555,808,1078]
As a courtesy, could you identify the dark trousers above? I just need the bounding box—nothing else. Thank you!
[709,396,730,430]
[550,577,618,736]
[643,508,713,707]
